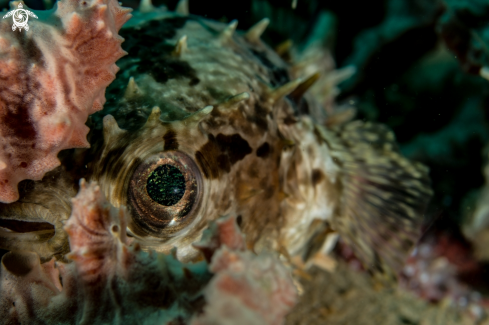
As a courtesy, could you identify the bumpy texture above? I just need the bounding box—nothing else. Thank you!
[0,180,296,324]
[286,263,484,325]
[0,0,131,203]
[81,10,431,278]
[0,4,435,324]
[0,5,432,277]
[193,247,297,325]
[400,228,484,316]
[192,215,298,325]
[192,215,297,325]
[0,180,209,324]
[0,167,75,261]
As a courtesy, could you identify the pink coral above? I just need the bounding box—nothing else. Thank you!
[192,216,298,325]
[399,223,489,320]
[0,0,131,203]
[0,180,209,323]
[0,181,298,324]
[193,215,246,262]
[192,247,298,325]
[64,179,128,284]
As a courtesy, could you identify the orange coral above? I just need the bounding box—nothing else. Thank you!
[0,0,131,203]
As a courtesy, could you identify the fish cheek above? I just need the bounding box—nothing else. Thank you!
[195,138,221,179]
[163,129,179,151]
[195,133,252,180]
[235,143,283,249]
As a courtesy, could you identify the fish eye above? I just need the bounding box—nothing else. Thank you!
[128,151,203,237]
[146,164,186,206]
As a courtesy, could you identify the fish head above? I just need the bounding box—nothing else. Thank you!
[90,16,307,261]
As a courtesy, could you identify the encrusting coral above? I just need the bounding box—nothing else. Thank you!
[0,179,297,324]
[193,217,297,325]
[0,0,131,203]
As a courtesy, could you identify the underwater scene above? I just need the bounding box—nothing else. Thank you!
[1,0,489,324]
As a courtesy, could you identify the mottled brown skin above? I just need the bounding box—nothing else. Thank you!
[0,11,432,277]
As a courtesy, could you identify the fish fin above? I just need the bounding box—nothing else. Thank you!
[330,121,432,280]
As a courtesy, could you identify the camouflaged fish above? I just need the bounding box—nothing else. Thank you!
[0,3,432,278]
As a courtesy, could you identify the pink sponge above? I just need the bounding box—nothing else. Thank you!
[0,0,131,203]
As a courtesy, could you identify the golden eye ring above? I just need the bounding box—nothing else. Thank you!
[128,150,203,237]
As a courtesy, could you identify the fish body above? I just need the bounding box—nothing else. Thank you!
[0,10,432,276]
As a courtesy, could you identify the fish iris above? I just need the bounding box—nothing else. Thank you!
[146,164,186,206]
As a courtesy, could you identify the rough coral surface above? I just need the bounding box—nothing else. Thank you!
[193,247,297,325]
[192,216,298,325]
[0,0,132,203]
[0,180,209,324]
[286,263,484,325]
[0,180,297,324]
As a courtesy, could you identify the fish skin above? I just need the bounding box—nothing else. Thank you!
[0,11,432,278]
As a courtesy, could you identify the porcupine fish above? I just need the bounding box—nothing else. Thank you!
[0,6,432,277]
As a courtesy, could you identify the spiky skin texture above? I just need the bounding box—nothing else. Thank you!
[0,10,431,279]
[0,0,132,203]
[82,12,431,277]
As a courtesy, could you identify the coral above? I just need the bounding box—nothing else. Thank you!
[0,180,297,324]
[399,220,489,321]
[286,262,483,325]
[401,241,472,304]
[192,216,298,325]
[0,180,210,324]
[192,247,297,325]
[0,166,75,262]
[0,0,132,203]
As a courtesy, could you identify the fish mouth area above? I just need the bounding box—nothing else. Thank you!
[0,202,66,262]
[0,218,55,234]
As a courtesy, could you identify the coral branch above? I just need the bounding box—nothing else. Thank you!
[0,0,132,203]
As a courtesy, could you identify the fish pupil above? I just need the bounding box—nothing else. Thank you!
[146,164,186,206]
